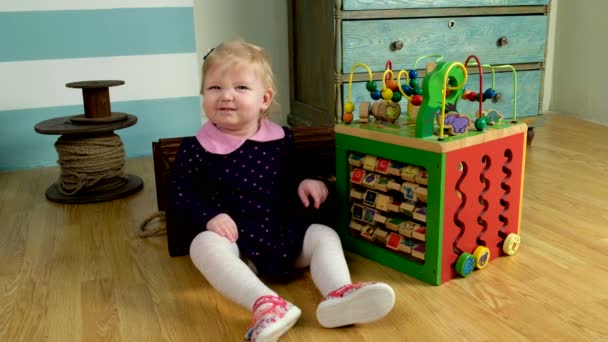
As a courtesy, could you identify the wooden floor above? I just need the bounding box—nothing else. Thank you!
[1,113,607,341]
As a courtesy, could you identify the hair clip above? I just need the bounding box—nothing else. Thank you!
[203,47,215,60]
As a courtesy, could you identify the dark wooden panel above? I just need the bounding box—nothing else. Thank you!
[288,0,336,126]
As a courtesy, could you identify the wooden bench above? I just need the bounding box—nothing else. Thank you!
[152,126,337,256]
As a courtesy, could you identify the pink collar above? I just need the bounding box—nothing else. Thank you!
[195,119,285,154]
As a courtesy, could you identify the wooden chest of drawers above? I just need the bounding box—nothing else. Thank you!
[287,0,551,133]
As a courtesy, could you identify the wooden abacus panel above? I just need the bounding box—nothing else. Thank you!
[346,152,429,262]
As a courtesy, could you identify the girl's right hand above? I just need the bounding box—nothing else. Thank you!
[206,213,238,242]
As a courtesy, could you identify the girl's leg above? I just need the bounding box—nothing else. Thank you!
[190,231,300,341]
[295,224,395,328]
[294,224,351,296]
[190,230,274,309]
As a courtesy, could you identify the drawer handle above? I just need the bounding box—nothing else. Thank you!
[391,40,404,51]
[497,36,509,47]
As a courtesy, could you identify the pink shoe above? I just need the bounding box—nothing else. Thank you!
[244,295,301,342]
[316,282,395,328]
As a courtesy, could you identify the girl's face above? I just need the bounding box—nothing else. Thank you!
[202,63,273,138]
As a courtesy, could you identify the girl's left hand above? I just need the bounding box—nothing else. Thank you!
[298,179,328,209]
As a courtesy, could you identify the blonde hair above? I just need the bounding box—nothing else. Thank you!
[201,40,278,118]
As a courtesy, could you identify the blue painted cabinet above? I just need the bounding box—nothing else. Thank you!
[343,0,549,10]
[288,0,551,128]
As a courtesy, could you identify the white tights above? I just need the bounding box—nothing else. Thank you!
[189,224,352,310]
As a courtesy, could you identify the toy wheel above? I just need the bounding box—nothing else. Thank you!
[473,246,491,269]
[503,233,521,255]
[385,101,401,122]
[455,253,476,277]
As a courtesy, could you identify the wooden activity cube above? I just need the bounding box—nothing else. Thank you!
[335,121,527,285]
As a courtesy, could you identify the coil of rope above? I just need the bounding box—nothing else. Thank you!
[54,133,128,195]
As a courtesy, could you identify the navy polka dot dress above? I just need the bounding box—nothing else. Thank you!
[168,127,310,280]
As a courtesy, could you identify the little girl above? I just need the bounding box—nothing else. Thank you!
[168,40,395,342]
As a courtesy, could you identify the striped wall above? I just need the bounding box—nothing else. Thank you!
[0,1,201,170]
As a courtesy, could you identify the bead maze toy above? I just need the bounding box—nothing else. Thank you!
[344,55,444,125]
[335,55,525,285]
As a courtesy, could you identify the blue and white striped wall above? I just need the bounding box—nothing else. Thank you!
[0,1,202,170]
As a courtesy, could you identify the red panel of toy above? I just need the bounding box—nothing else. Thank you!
[441,132,526,283]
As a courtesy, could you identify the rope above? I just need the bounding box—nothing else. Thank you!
[54,133,128,195]
[137,211,167,237]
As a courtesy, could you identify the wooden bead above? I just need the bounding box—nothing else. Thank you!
[391,91,402,103]
[483,88,496,100]
[371,89,382,100]
[382,88,393,101]
[401,84,413,96]
[343,112,354,124]
[344,102,355,113]
[474,117,488,131]
[366,81,378,92]
[411,94,423,106]
[386,79,398,91]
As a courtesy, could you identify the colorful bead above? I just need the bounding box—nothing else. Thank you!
[391,91,402,103]
[474,116,488,131]
[343,112,354,124]
[386,79,398,91]
[371,89,382,100]
[408,70,418,79]
[381,88,393,101]
[483,88,496,100]
[401,84,413,96]
[409,78,419,88]
[412,86,423,96]
[411,94,423,106]
[344,102,355,113]
[366,81,378,92]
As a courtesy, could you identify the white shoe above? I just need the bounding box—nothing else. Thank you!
[316,282,395,328]
[245,295,301,342]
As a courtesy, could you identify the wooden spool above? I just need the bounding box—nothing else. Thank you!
[34,80,143,203]
[68,80,128,124]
